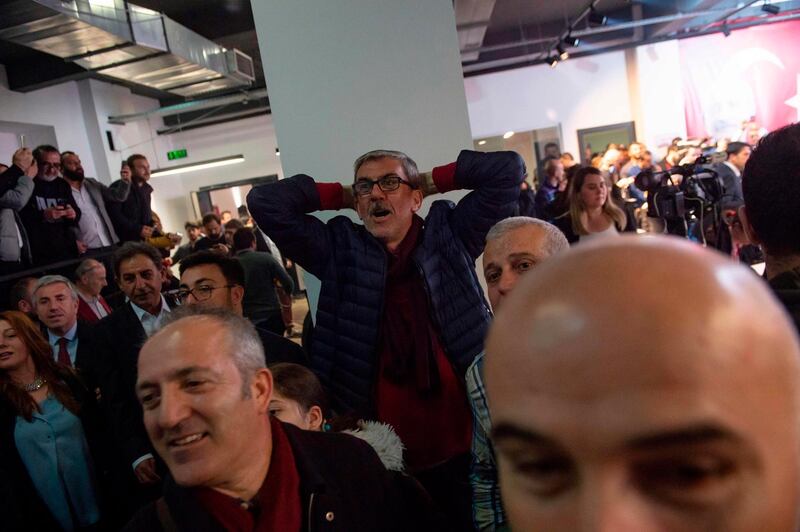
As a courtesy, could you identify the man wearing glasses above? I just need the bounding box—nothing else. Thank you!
[176,250,307,366]
[248,148,524,528]
[19,144,82,267]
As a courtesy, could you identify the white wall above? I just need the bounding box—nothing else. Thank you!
[84,79,162,183]
[147,113,282,233]
[0,67,98,177]
[464,51,634,157]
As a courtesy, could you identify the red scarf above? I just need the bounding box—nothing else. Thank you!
[379,214,440,392]
[193,417,302,532]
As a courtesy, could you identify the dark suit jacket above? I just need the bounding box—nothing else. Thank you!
[713,162,743,209]
[256,326,309,367]
[93,302,152,469]
[74,320,101,392]
[108,181,153,243]
[40,319,98,391]
[123,420,444,532]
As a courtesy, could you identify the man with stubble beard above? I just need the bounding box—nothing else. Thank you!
[61,151,130,253]
[19,144,81,266]
[107,154,156,244]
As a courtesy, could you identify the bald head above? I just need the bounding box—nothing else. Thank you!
[486,236,800,531]
[74,258,107,297]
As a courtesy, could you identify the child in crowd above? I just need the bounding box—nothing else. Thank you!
[269,363,405,472]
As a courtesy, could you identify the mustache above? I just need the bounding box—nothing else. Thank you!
[369,202,391,215]
[63,168,85,181]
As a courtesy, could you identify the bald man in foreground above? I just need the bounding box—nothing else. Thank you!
[486,236,800,531]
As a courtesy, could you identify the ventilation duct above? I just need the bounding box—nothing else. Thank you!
[0,0,255,97]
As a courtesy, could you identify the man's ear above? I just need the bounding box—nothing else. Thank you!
[252,368,273,414]
[411,189,423,213]
[738,205,761,246]
[231,285,245,306]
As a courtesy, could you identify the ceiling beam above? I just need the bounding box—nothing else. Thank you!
[455,0,497,62]
[649,0,748,37]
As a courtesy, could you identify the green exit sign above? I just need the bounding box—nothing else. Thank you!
[167,149,188,161]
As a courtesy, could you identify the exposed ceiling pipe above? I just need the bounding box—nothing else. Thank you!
[696,0,761,32]
[156,105,270,135]
[107,88,268,124]
[461,6,753,57]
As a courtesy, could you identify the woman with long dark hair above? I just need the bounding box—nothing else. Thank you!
[0,310,105,531]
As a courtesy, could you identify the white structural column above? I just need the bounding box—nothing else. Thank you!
[250,0,473,314]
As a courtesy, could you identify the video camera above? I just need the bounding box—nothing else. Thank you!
[634,155,725,241]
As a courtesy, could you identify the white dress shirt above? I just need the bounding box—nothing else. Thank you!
[71,184,112,248]
[129,295,170,471]
[130,294,171,337]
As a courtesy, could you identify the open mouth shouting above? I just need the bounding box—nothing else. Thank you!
[369,204,392,220]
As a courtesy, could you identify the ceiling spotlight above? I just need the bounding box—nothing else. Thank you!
[761,2,780,14]
[557,45,569,60]
[564,35,580,47]
[503,131,515,139]
[548,56,559,68]
[588,8,607,26]
[275,147,280,157]
[478,140,487,146]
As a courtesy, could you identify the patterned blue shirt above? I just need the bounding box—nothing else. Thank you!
[466,351,508,531]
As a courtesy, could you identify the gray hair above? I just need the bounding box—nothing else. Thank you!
[157,307,266,396]
[33,275,79,302]
[486,216,569,257]
[75,259,103,280]
[353,149,421,188]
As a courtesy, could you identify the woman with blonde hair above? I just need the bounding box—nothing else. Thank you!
[0,310,106,531]
[553,166,635,243]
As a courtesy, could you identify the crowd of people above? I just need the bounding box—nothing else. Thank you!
[0,117,799,531]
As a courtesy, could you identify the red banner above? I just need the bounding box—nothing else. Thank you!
[680,20,800,140]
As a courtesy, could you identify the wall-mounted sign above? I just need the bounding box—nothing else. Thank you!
[167,148,188,161]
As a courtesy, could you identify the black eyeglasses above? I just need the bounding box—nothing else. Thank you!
[353,175,415,196]
[43,162,62,170]
[176,284,235,303]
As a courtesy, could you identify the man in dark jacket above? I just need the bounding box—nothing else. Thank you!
[108,154,156,244]
[125,309,439,532]
[193,212,229,253]
[740,123,800,331]
[713,141,751,209]
[93,242,172,516]
[19,144,81,266]
[247,148,524,528]
[232,227,294,334]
